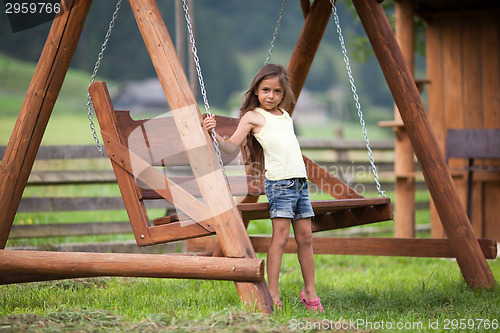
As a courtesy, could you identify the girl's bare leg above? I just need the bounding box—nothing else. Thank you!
[267,217,291,301]
[292,218,318,300]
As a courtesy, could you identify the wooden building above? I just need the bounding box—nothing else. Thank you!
[392,0,500,240]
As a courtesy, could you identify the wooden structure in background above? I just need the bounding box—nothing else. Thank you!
[381,0,500,241]
[421,1,500,240]
[378,0,417,238]
[0,0,496,315]
[351,0,495,288]
[446,129,500,225]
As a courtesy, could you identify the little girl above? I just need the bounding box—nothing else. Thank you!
[203,64,324,312]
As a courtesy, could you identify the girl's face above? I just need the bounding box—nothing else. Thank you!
[255,76,284,112]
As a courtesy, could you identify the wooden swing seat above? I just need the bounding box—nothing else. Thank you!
[89,81,392,247]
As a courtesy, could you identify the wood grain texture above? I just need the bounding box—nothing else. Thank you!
[394,0,415,238]
[425,18,445,239]
[90,81,153,246]
[250,236,497,259]
[186,236,497,259]
[0,250,264,284]
[287,0,332,115]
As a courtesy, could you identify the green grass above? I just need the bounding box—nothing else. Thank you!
[0,53,117,146]
[0,54,96,115]
[0,255,498,332]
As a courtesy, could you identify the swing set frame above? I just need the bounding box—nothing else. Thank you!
[0,0,496,314]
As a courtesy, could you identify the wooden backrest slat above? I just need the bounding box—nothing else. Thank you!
[110,110,264,198]
[113,111,243,166]
[140,175,264,199]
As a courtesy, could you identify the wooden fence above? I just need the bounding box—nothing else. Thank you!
[1,140,430,252]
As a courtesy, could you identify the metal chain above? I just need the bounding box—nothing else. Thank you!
[86,0,123,154]
[182,0,226,176]
[264,0,287,65]
[330,1,385,197]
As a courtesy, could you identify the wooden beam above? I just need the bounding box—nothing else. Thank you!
[0,250,264,285]
[90,81,154,246]
[9,222,131,239]
[237,198,392,223]
[250,236,498,259]
[300,0,311,18]
[425,18,445,238]
[0,0,93,249]
[127,0,272,313]
[303,155,364,199]
[394,0,416,238]
[287,0,332,115]
[185,236,497,260]
[352,0,496,289]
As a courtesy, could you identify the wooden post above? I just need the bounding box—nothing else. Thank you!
[287,0,332,115]
[175,0,185,68]
[175,0,197,99]
[0,0,93,249]
[0,250,265,285]
[187,0,197,99]
[425,21,446,238]
[127,0,273,313]
[352,0,496,289]
[394,0,415,237]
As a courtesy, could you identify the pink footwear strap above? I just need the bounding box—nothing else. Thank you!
[273,299,282,310]
[303,297,321,306]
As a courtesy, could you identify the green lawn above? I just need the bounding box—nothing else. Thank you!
[0,255,498,332]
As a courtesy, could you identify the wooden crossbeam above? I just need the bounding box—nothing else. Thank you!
[187,236,497,260]
[255,237,498,259]
[0,250,264,285]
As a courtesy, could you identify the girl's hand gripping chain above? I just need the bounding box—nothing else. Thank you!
[202,115,240,154]
[203,114,217,131]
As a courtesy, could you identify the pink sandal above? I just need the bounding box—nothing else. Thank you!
[300,289,324,312]
[273,299,282,311]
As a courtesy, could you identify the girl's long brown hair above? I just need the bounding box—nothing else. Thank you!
[239,64,296,183]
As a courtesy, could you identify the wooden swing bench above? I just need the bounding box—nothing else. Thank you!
[89,80,392,248]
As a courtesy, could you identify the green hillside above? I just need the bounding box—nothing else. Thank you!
[0,54,99,116]
[0,52,393,145]
[0,54,115,145]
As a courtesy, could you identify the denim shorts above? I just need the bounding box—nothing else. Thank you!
[264,178,315,221]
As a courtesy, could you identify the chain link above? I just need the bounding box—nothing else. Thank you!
[264,0,287,65]
[182,0,226,176]
[330,1,385,197]
[86,0,123,154]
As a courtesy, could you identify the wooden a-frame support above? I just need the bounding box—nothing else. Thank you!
[0,0,495,313]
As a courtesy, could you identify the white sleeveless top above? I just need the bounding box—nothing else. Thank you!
[253,108,307,180]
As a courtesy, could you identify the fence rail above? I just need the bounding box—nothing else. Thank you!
[2,142,429,249]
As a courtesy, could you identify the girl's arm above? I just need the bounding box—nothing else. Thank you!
[203,113,259,153]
